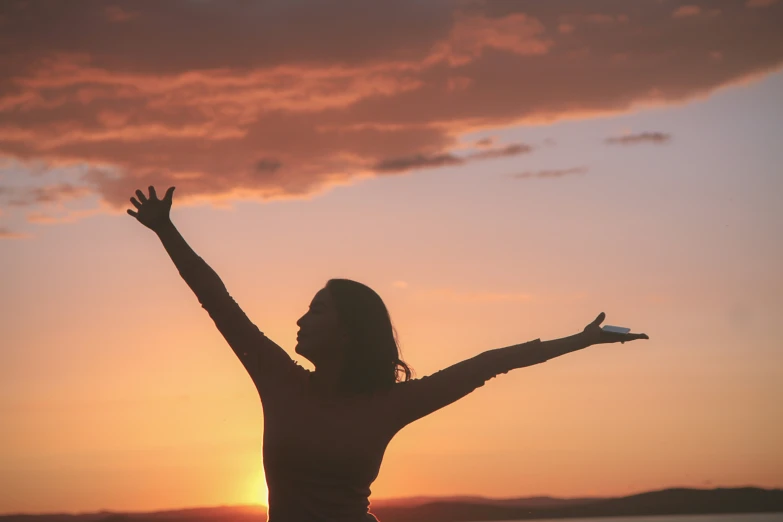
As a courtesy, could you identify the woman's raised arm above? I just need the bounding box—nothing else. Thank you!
[127,186,297,390]
[387,313,648,429]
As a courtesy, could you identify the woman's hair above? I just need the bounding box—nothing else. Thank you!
[325,278,413,395]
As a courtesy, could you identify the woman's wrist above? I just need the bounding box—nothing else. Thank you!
[578,329,602,348]
[153,218,176,236]
[574,330,593,347]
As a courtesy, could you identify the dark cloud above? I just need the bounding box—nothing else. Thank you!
[0,0,781,223]
[374,142,531,173]
[374,153,464,173]
[255,158,283,174]
[746,0,779,7]
[513,166,587,179]
[606,132,672,145]
[472,143,533,160]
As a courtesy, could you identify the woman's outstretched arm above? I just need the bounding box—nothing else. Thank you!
[387,313,648,429]
[127,186,297,389]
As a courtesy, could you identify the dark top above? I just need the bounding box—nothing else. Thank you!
[179,255,547,521]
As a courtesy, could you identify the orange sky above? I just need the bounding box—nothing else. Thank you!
[1,0,782,515]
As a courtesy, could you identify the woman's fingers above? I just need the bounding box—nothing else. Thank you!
[620,333,649,344]
[129,186,172,206]
[590,312,605,327]
[127,209,138,218]
[164,186,175,202]
[601,331,649,344]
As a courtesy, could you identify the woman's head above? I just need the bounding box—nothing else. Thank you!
[295,279,412,395]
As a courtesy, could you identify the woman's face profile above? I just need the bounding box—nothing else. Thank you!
[295,287,345,365]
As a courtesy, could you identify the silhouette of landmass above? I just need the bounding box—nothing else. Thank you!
[369,494,601,508]
[372,487,783,521]
[1,487,780,522]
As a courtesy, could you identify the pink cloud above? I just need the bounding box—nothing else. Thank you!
[430,12,551,66]
[0,183,94,207]
[672,5,702,18]
[104,6,139,22]
[0,0,780,227]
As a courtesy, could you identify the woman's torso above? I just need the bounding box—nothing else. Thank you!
[260,365,396,521]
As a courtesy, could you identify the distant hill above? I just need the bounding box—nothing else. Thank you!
[1,487,781,522]
[371,487,783,521]
[369,494,602,509]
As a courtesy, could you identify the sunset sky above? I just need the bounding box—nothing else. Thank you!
[1,0,782,515]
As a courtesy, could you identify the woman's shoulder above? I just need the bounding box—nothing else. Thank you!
[255,359,312,398]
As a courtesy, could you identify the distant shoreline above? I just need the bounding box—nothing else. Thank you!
[1,487,782,522]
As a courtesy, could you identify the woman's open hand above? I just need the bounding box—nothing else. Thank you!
[127,186,175,232]
[582,312,649,346]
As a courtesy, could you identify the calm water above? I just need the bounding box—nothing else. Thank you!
[477,513,783,522]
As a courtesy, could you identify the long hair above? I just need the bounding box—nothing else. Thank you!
[325,279,413,395]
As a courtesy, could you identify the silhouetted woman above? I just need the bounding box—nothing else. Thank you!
[127,186,649,522]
